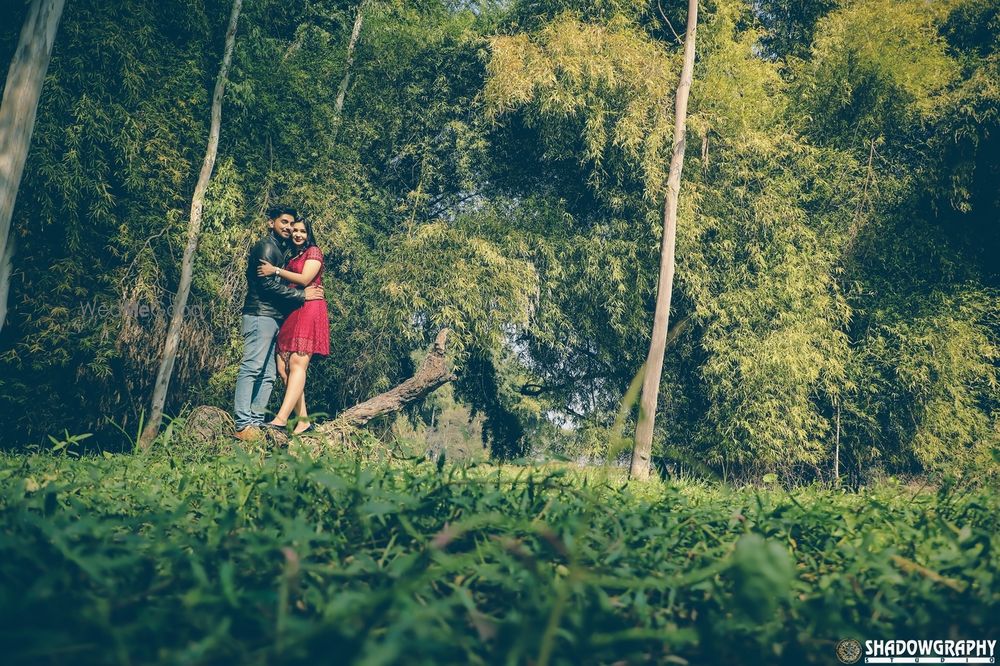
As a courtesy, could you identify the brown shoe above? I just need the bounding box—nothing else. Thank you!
[233,426,262,442]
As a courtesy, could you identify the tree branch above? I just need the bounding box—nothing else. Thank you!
[326,328,456,429]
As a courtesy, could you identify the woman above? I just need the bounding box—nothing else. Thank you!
[256,216,329,434]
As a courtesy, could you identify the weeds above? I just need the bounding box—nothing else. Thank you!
[0,444,995,665]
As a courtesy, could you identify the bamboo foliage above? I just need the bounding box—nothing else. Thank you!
[0,0,993,482]
[485,16,677,198]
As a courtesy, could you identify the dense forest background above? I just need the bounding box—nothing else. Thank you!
[0,0,996,484]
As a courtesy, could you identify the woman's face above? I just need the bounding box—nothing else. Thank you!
[290,221,308,247]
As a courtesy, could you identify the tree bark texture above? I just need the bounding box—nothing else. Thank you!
[630,0,699,480]
[140,0,243,449]
[0,0,65,333]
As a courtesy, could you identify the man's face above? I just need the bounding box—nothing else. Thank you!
[269,213,295,238]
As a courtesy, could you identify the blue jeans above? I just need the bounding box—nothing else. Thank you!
[234,314,280,430]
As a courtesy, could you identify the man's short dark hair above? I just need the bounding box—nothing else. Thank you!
[266,205,297,220]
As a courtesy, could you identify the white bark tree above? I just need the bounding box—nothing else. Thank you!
[0,0,66,333]
[630,0,699,480]
[139,0,243,449]
[332,0,369,140]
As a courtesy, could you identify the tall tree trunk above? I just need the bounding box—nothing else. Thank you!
[630,0,698,481]
[0,235,14,332]
[834,398,841,485]
[0,0,65,334]
[139,0,243,450]
[331,0,368,140]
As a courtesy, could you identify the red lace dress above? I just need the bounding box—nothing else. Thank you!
[276,245,329,358]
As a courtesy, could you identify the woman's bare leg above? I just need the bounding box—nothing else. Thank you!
[269,353,311,426]
[292,392,310,434]
[276,353,288,385]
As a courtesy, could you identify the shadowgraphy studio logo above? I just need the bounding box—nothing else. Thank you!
[837,639,862,664]
[850,639,997,664]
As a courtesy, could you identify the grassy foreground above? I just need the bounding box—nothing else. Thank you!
[0,444,996,665]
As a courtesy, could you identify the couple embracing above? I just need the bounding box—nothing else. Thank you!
[233,205,329,441]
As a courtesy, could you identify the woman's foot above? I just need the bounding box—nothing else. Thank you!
[265,420,287,430]
[292,422,313,435]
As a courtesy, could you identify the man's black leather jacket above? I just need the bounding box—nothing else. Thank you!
[242,231,305,319]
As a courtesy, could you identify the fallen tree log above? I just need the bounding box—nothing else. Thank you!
[326,328,456,429]
[180,328,455,449]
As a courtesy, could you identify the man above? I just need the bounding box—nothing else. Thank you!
[233,205,323,440]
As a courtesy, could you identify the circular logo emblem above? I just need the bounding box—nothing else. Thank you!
[836,639,862,664]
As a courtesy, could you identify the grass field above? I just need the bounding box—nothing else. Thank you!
[0,442,996,665]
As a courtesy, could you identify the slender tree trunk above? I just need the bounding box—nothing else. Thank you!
[834,399,841,485]
[332,0,368,139]
[630,0,698,480]
[139,0,243,449]
[0,235,14,331]
[0,0,65,334]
